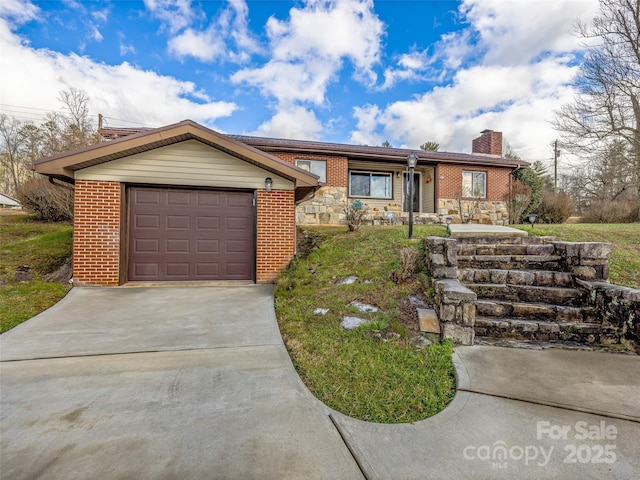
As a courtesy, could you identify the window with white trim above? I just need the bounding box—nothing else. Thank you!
[462,171,487,198]
[296,159,326,183]
[349,171,393,198]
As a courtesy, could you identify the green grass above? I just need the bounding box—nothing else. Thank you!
[514,223,640,288]
[275,225,456,423]
[0,213,73,333]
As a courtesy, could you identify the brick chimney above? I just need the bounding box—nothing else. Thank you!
[472,129,503,157]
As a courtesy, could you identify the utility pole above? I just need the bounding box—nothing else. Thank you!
[554,139,560,193]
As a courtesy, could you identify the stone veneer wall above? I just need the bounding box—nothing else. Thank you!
[438,198,508,225]
[297,186,348,225]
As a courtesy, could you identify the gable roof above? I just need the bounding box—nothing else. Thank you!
[229,135,529,169]
[33,120,320,201]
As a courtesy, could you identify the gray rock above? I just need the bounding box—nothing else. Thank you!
[341,316,370,330]
[336,275,358,285]
[350,301,378,313]
[410,334,433,349]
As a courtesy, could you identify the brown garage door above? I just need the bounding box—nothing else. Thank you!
[128,187,255,281]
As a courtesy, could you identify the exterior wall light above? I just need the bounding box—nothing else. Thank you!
[265,177,273,193]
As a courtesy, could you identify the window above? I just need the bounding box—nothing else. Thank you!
[296,159,326,183]
[349,171,392,198]
[462,171,486,198]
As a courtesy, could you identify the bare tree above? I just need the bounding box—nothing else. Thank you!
[0,115,35,195]
[552,0,640,217]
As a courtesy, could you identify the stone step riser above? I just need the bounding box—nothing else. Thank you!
[457,244,555,256]
[475,317,618,345]
[476,300,598,323]
[457,255,562,271]
[459,268,573,288]
[468,284,585,306]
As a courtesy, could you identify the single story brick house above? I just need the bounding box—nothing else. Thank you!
[34,120,526,286]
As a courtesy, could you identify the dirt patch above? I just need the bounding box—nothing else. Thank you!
[45,256,72,284]
[296,228,325,259]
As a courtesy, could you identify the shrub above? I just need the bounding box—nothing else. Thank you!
[535,191,574,224]
[389,246,419,284]
[503,180,531,224]
[344,199,368,232]
[581,200,639,223]
[16,177,74,221]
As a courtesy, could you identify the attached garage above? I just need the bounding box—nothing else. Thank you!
[128,187,255,282]
[33,120,319,286]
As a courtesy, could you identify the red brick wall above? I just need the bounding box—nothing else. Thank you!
[437,165,511,201]
[472,131,503,156]
[256,189,296,283]
[73,180,121,285]
[269,152,348,187]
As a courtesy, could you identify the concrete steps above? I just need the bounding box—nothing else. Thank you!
[476,299,598,323]
[475,316,618,345]
[467,283,585,306]
[454,236,612,348]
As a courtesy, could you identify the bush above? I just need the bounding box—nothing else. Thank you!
[581,200,639,223]
[535,191,574,224]
[389,246,419,284]
[16,177,74,221]
[344,200,368,232]
[503,180,531,224]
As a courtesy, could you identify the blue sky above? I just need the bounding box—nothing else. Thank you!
[0,0,599,165]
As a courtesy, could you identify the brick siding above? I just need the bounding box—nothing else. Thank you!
[270,152,348,187]
[73,180,121,286]
[256,189,296,283]
[437,165,511,201]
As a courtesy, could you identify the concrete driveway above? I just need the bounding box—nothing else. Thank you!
[0,286,364,480]
[2,286,639,479]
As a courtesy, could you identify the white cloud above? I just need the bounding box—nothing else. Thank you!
[233,0,384,106]
[168,27,225,62]
[349,0,600,161]
[143,0,198,34]
[0,0,39,24]
[251,106,323,140]
[0,17,236,128]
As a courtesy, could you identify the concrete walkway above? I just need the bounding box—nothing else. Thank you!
[448,223,528,238]
[0,286,364,480]
[1,286,639,479]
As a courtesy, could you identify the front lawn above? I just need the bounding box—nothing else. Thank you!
[0,213,72,333]
[275,225,456,424]
[515,223,640,288]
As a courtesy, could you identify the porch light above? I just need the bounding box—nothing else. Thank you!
[407,153,418,239]
[528,213,537,229]
[265,177,273,193]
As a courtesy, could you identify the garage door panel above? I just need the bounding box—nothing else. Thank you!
[129,187,255,281]
[134,263,159,277]
[167,215,190,229]
[134,239,160,253]
[135,190,161,204]
[167,191,191,205]
[197,239,219,253]
[166,239,190,253]
[196,192,221,206]
[197,216,220,229]
[165,263,190,277]
[135,215,160,229]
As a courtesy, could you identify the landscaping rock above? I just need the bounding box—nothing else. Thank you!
[417,308,440,333]
[341,316,370,330]
[336,275,358,285]
[410,334,433,350]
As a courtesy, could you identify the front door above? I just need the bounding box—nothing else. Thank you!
[403,172,421,213]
